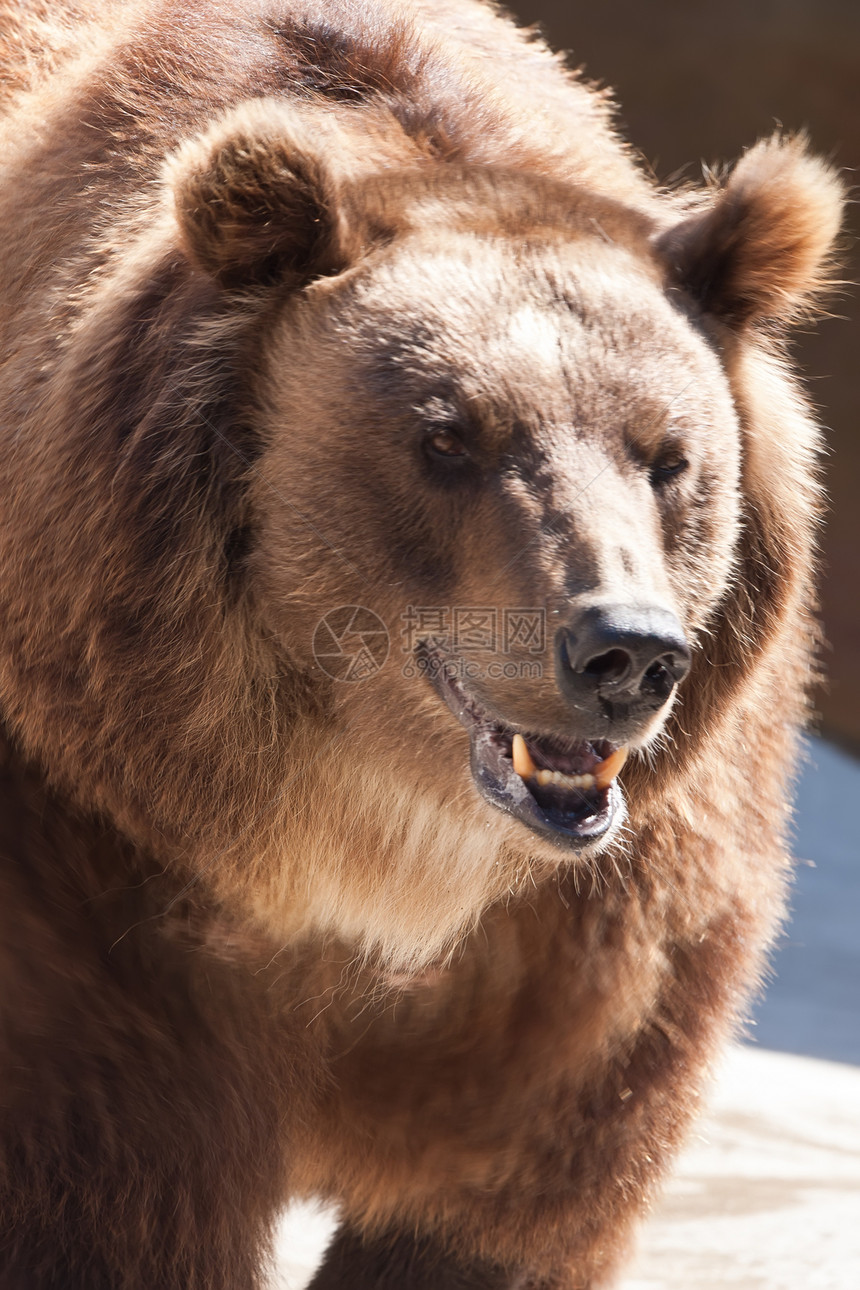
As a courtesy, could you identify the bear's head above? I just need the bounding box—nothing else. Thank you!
[4,98,840,972]
[165,99,841,964]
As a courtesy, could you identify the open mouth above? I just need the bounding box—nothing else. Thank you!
[421,645,627,850]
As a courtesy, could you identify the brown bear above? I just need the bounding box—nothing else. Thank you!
[0,1,843,1287]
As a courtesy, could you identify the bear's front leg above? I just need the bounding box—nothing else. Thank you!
[0,1019,298,1290]
[309,1225,530,1289]
[0,813,313,1290]
[296,873,756,1290]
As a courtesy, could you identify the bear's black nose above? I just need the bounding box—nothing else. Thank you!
[555,604,691,713]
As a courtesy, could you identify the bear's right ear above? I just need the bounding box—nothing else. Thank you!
[168,100,355,289]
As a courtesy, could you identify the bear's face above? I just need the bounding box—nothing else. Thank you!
[253,226,742,857]
[161,100,841,965]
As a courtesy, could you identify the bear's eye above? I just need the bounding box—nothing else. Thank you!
[424,428,469,462]
[649,451,689,486]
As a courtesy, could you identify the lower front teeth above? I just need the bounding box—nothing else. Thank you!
[535,768,595,790]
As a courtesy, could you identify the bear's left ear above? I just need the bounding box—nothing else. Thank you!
[656,136,844,328]
[167,99,359,289]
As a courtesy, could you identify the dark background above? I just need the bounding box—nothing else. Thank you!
[512,0,860,750]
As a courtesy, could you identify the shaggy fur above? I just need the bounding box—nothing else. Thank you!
[0,1,843,1287]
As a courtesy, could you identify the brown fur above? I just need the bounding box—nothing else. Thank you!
[0,2,843,1287]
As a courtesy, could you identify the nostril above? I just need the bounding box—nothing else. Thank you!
[644,659,670,684]
[643,657,673,700]
[649,651,690,684]
[643,650,690,697]
[582,648,632,685]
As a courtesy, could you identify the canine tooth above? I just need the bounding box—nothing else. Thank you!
[593,746,629,789]
[512,734,536,780]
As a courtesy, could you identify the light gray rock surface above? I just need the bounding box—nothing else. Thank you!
[621,1047,860,1289]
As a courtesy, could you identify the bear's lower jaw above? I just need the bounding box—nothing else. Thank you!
[420,644,626,851]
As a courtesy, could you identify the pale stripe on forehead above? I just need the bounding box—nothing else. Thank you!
[503,306,563,370]
[449,303,565,394]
